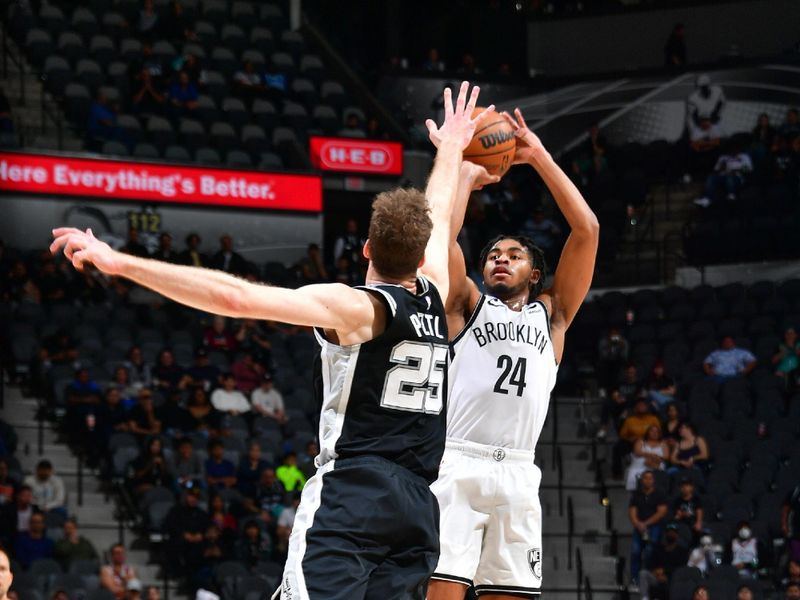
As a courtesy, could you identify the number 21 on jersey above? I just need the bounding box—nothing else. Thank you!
[380,341,448,414]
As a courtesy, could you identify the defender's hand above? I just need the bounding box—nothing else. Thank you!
[501,108,548,165]
[50,227,122,275]
[425,81,494,150]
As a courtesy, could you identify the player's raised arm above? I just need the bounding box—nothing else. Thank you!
[420,81,493,306]
[502,109,599,354]
[50,228,378,335]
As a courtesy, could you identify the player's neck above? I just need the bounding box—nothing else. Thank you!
[496,291,530,312]
[365,265,417,292]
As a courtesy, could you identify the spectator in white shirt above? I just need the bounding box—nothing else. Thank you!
[695,145,753,207]
[687,74,725,127]
[210,373,250,415]
[23,460,66,515]
[251,374,287,424]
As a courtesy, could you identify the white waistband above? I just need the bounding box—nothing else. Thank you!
[445,439,535,464]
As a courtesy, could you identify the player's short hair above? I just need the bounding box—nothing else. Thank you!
[478,234,547,297]
[367,188,432,279]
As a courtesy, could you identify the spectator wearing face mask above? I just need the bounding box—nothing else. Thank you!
[731,521,759,579]
[688,533,723,575]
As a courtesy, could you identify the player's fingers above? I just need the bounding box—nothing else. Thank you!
[443,87,454,119]
[52,227,83,239]
[501,111,520,131]
[49,235,69,255]
[87,227,95,239]
[455,81,469,115]
[425,119,438,134]
[515,108,528,129]
[464,84,480,117]
[471,104,495,126]
[72,249,87,271]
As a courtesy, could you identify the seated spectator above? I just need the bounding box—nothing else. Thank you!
[626,425,668,491]
[422,47,445,72]
[298,440,318,480]
[138,0,159,34]
[774,327,800,381]
[781,558,800,589]
[738,585,754,600]
[167,70,199,116]
[688,532,722,575]
[672,477,704,535]
[295,244,329,285]
[152,350,190,395]
[237,442,270,499]
[211,373,251,415]
[156,389,191,434]
[235,520,272,567]
[276,453,306,492]
[54,517,98,570]
[131,437,173,495]
[597,327,630,397]
[235,319,272,368]
[781,107,800,141]
[88,91,123,147]
[185,387,222,437]
[126,579,143,600]
[784,485,800,562]
[233,60,267,104]
[14,510,53,569]
[691,585,709,600]
[638,522,689,600]
[669,422,709,477]
[339,113,366,138]
[0,458,16,504]
[24,459,66,514]
[612,398,661,479]
[100,544,138,599]
[243,468,285,525]
[178,233,205,267]
[119,227,150,258]
[94,388,131,449]
[207,494,237,541]
[169,438,205,491]
[703,336,756,380]
[787,583,800,600]
[688,117,722,174]
[629,470,668,585]
[151,233,179,264]
[131,69,165,116]
[193,523,225,591]
[646,361,676,412]
[276,492,301,558]
[109,366,138,406]
[124,346,152,388]
[731,521,759,578]
[687,74,725,127]
[695,144,753,207]
[210,235,247,276]
[127,388,162,438]
[752,113,778,167]
[204,316,238,355]
[0,485,36,548]
[65,368,102,409]
[164,487,208,575]
[205,440,236,490]
[186,349,220,393]
[231,352,264,395]
[251,374,287,424]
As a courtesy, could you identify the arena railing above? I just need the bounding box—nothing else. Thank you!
[584,574,593,600]
[556,445,564,517]
[575,546,583,600]
[567,495,575,570]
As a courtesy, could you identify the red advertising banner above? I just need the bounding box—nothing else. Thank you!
[0,152,322,212]
[309,137,403,175]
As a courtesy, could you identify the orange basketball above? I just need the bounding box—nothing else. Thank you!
[464,107,516,178]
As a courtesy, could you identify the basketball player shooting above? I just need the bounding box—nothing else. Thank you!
[51,82,493,600]
[427,109,599,599]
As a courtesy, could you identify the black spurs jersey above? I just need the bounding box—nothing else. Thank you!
[313,275,448,483]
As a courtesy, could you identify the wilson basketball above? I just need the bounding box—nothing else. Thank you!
[464,107,516,178]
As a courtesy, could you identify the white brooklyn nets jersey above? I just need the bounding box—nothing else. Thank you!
[447,295,558,451]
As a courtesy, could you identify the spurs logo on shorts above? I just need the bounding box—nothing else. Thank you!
[528,548,542,580]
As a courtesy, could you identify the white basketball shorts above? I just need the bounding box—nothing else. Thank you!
[430,439,543,597]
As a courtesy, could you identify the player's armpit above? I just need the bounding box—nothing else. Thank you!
[445,239,480,324]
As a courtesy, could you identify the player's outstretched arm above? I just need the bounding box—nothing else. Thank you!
[502,109,599,351]
[421,81,493,306]
[50,228,377,334]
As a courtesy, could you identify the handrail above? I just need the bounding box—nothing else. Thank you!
[584,575,593,600]
[567,495,575,570]
[575,546,583,600]
[557,446,564,517]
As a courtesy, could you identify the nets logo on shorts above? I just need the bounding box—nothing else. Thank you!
[528,548,542,580]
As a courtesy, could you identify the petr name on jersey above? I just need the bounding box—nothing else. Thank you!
[410,312,445,340]
[472,321,548,353]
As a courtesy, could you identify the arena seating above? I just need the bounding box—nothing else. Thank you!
[4,0,371,169]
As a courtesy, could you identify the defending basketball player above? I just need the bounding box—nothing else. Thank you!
[52,82,492,600]
[426,109,599,599]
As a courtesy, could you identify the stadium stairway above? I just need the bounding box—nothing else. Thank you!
[0,379,186,599]
[538,396,626,599]
[0,27,84,152]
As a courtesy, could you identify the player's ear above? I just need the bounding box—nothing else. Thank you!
[417,255,426,269]
[529,267,541,285]
[363,240,371,260]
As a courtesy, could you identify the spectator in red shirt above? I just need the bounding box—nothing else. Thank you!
[231,352,264,395]
[204,316,238,355]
